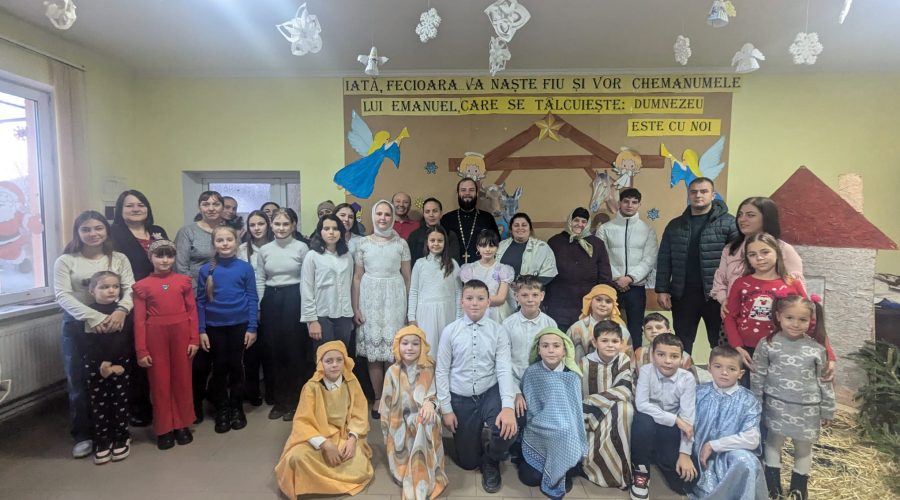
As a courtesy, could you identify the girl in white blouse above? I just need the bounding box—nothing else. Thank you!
[301,215,354,350]
[407,225,460,358]
[54,210,136,458]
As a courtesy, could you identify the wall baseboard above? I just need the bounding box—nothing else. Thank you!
[0,380,65,423]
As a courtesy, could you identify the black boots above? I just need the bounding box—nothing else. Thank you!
[765,466,782,499]
[214,407,231,433]
[788,472,809,500]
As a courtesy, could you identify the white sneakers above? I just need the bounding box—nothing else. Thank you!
[72,439,93,459]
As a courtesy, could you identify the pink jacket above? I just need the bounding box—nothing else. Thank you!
[711,239,804,304]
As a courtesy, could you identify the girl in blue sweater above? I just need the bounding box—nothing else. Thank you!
[197,225,259,434]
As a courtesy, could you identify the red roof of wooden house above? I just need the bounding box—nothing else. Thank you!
[769,167,896,250]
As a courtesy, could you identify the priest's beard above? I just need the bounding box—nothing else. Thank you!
[458,195,477,211]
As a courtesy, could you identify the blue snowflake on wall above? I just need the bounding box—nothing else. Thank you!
[424,161,438,174]
[647,208,660,221]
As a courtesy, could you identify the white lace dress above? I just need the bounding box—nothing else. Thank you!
[356,235,411,362]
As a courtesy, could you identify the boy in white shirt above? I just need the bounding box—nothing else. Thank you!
[501,275,557,461]
[630,333,698,500]
[436,279,518,494]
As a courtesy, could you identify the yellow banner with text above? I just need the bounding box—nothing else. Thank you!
[360,96,705,116]
[344,75,741,95]
[627,118,722,136]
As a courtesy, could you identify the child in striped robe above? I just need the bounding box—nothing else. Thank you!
[581,319,634,489]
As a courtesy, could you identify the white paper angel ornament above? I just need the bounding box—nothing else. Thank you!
[732,43,765,73]
[358,47,388,76]
[276,3,323,56]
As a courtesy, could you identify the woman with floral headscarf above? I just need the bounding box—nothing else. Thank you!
[351,200,412,419]
[379,326,448,500]
[566,284,633,363]
[518,327,587,499]
[275,341,373,498]
[544,208,613,332]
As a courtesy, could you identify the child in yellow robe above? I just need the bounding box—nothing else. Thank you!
[275,341,373,497]
[380,325,448,500]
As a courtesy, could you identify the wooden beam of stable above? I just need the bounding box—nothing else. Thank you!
[484,125,540,166]
[450,155,610,171]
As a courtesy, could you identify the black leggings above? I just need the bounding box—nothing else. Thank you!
[207,323,248,409]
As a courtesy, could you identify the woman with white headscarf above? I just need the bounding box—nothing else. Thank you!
[351,200,412,419]
[543,207,613,332]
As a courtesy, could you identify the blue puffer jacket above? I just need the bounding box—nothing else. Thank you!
[654,200,736,299]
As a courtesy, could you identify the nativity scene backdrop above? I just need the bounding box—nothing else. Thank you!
[337,74,736,241]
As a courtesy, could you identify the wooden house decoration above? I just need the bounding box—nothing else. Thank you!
[770,166,897,396]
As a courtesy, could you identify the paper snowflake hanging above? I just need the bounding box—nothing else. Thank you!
[489,37,511,76]
[44,0,76,30]
[647,208,660,221]
[276,3,323,56]
[789,32,823,65]
[415,8,441,43]
[13,126,27,141]
[424,161,438,175]
[731,43,765,73]
[484,0,531,43]
[674,35,692,66]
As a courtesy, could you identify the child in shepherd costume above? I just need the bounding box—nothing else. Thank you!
[275,341,373,497]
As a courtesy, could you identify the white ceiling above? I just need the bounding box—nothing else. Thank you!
[2,0,899,76]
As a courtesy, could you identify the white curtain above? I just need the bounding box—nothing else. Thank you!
[48,59,89,226]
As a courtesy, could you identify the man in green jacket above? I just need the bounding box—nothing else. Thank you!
[655,177,736,354]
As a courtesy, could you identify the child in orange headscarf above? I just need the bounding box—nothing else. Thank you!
[379,326,448,500]
[566,284,633,363]
[275,341,373,497]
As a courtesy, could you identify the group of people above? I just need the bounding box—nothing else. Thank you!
[51,176,836,500]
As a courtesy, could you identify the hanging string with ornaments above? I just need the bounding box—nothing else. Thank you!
[789,0,823,66]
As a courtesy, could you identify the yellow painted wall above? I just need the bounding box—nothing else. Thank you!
[131,78,343,234]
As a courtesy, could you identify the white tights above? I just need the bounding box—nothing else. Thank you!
[764,432,813,475]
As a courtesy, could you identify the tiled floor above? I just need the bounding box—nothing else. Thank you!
[0,397,685,499]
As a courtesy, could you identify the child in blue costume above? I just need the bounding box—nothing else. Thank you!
[519,327,587,500]
[690,345,766,500]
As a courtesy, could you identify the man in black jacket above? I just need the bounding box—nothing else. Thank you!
[655,178,736,354]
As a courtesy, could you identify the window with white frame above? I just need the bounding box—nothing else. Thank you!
[0,77,60,306]
[182,171,300,229]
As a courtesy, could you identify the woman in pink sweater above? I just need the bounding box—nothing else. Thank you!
[712,197,804,312]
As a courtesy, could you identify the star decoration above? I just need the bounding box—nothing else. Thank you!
[424,161,438,175]
[534,114,563,141]
[789,32,823,65]
[647,208,660,221]
[414,197,425,211]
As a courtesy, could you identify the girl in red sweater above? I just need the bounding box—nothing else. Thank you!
[133,240,200,450]
[724,233,835,386]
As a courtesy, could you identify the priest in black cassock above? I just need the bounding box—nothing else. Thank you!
[440,177,500,264]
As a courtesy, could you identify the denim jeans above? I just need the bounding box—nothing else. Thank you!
[61,315,91,442]
[618,285,647,350]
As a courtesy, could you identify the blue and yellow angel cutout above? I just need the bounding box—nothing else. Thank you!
[334,110,409,199]
[660,135,726,202]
